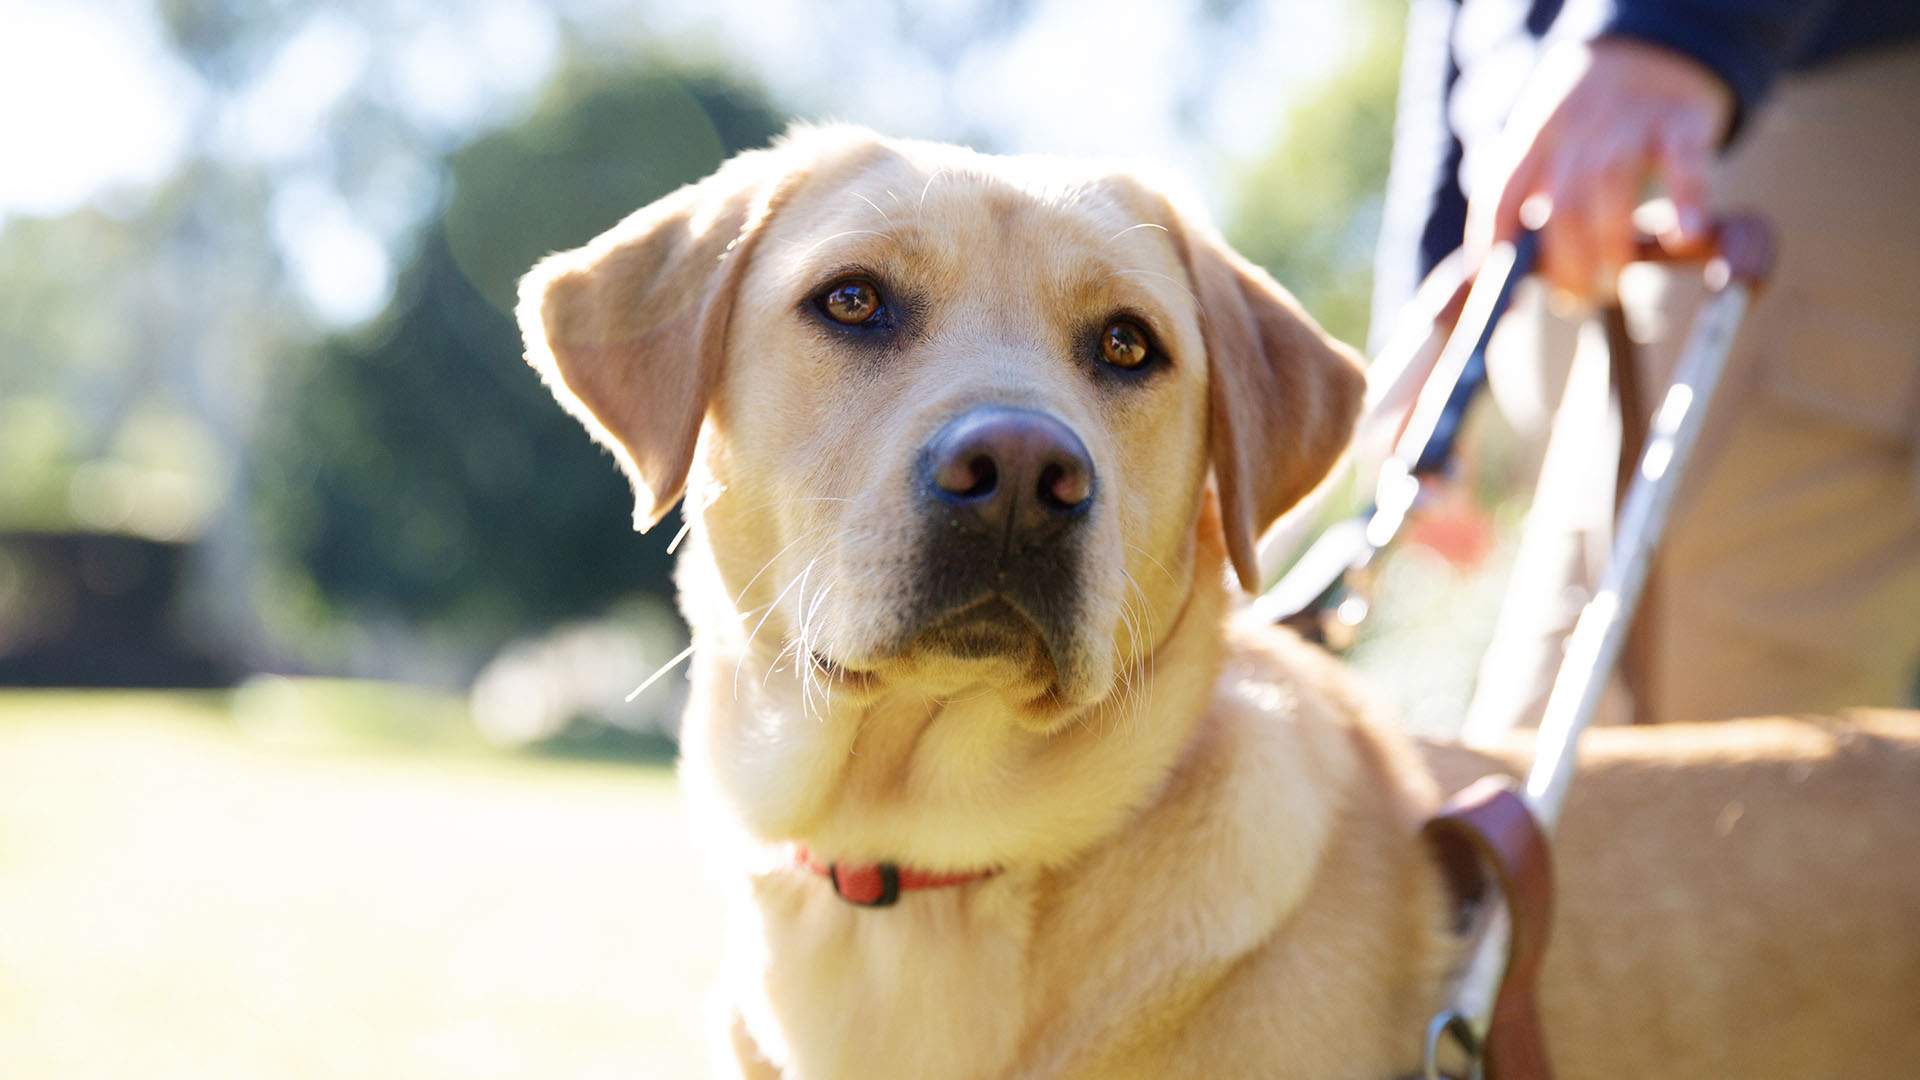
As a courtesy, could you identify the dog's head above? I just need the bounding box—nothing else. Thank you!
[520,127,1362,726]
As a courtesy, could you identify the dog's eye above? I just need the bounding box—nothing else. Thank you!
[819,278,882,325]
[1099,319,1152,370]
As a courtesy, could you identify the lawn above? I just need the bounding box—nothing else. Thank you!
[0,555,1511,1080]
[0,687,723,1079]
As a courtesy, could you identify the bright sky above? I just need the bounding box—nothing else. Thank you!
[0,0,202,216]
[0,0,1358,325]
[644,0,1354,192]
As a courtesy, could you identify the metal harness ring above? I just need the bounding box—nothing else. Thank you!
[1423,1008,1484,1080]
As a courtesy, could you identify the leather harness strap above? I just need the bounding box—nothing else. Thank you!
[1420,776,1557,1080]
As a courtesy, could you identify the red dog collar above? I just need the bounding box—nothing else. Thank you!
[795,846,999,908]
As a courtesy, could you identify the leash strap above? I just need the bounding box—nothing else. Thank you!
[1421,777,1555,1080]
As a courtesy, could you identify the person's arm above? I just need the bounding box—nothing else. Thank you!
[1602,0,1847,131]
[1469,2,1850,300]
[1466,37,1732,299]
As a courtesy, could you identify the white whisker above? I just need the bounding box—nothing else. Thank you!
[732,526,823,609]
[626,643,696,702]
[918,168,947,210]
[666,517,693,555]
[1114,568,1158,739]
[1108,222,1169,242]
[1121,568,1152,726]
[852,191,893,225]
[1124,542,1181,588]
[764,637,801,681]
[940,682,1000,706]
[792,566,821,719]
[793,228,892,260]
[734,556,820,700]
[668,482,727,555]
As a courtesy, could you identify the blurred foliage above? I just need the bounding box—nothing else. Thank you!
[0,158,293,541]
[156,0,277,85]
[0,396,222,537]
[1225,0,1402,349]
[252,65,786,658]
[4,0,1417,690]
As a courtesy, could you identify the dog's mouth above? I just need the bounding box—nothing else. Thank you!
[900,595,1075,697]
[800,595,1063,702]
[806,648,877,690]
[915,595,1048,660]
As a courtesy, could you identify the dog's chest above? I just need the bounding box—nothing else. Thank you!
[740,874,1033,1079]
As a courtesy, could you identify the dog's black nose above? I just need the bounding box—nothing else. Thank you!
[920,406,1094,542]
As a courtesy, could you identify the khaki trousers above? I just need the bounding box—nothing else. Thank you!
[1463,45,1920,738]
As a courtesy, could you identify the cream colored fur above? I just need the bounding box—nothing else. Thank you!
[520,127,1920,1079]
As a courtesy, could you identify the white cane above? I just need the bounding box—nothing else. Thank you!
[1425,216,1777,1080]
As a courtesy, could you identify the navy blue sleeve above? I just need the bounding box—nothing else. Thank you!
[1601,0,1845,121]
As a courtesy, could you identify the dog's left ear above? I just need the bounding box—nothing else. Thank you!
[515,146,793,532]
[1177,225,1366,592]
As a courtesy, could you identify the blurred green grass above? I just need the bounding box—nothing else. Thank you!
[0,687,721,1079]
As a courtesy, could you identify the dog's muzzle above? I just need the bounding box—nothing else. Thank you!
[903,405,1096,663]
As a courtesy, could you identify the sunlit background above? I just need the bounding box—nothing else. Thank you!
[0,1,1523,1075]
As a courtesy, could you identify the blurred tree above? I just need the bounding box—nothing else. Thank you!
[1224,0,1402,350]
[253,64,786,661]
[4,0,1414,688]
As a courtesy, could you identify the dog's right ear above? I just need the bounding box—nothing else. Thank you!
[515,147,788,531]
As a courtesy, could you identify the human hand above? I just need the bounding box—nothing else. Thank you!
[1467,38,1734,301]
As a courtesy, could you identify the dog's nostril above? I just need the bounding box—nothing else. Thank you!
[965,455,998,498]
[1038,461,1091,510]
[935,451,999,498]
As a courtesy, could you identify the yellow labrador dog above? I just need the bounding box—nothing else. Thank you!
[518,126,1920,1079]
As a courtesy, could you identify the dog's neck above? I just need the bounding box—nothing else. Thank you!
[674,526,1233,877]
[672,522,1435,1079]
